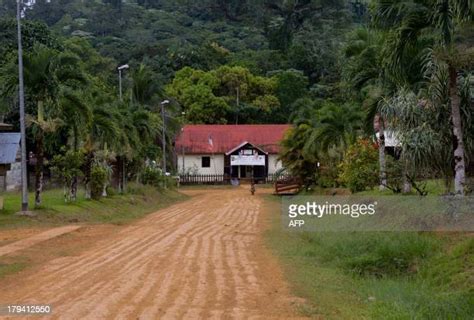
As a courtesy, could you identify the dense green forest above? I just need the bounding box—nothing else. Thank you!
[0,0,473,206]
[1,0,361,125]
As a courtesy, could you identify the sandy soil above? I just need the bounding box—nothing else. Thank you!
[0,187,304,319]
[0,228,49,247]
[0,226,81,257]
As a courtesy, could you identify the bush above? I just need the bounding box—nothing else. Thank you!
[338,139,379,193]
[90,165,108,200]
[385,155,404,193]
[317,153,342,188]
[141,166,164,187]
[50,150,84,202]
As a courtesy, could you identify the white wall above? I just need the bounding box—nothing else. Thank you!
[177,153,284,176]
[6,162,21,191]
[268,154,283,174]
[177,154,225,175]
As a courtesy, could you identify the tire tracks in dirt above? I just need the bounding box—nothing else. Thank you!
[0,188,304,319]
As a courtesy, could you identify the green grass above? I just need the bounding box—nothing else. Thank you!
[0,261,28,278]
[0,184,188,229]
[357,179,452,196]
[300,180,453,197]
[264,194,474,319]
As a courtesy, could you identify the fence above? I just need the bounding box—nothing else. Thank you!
[178,173,294,186]
[179,174,228,185]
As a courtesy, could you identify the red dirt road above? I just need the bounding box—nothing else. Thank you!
[0,188,303,319]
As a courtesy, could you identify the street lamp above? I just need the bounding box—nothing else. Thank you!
[180,112,186,174]
[117,64,129,101]
[117,64,129,193]
[17,0,28,212]
[161,100,170,175]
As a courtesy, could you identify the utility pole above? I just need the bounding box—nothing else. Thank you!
[17,0,28,212]
[161,100,170,175]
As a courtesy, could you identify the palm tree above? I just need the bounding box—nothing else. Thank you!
[83,103,121,199]
[310,103,363,155]
[131,63,160,107]
[374,0,474,194]
[344,28,390,189]
[281,101,363,187]
[380,69,473,194]
[1,45,87,206]
[279,122,320,187]
[25,46,87,206]
[114,103,162,190]
[58,88,91,200]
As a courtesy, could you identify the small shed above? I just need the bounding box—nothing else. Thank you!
[0,132,21,191]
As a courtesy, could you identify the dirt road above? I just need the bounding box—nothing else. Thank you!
[0,188,302,319]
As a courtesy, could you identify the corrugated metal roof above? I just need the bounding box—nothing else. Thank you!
[175,125,291,154]
[0,133,21,164]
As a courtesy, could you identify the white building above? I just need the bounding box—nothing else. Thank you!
[175,125,290,182]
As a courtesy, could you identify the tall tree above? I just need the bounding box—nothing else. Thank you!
[344,28,389,189]
[2,45,86,206]
[264,0,319,51]
[374,0,474,194]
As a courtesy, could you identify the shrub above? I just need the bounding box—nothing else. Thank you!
[338,138,379,193]
[318,152,342,188]
[385,155,404,193]
[90,165,108,200]
[141,166,164,187]
[50,150,84,202]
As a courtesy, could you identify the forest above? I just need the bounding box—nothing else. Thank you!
[0,0,473,205]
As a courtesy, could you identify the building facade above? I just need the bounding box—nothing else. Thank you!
[175,125,290,181]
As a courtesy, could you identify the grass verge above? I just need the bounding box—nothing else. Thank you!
[0,261,28,278]
[0,184,188,230]
[263,194,474,319]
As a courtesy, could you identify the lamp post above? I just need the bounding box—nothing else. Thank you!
[117,64,129,193]
[17,0,28,212]
[117,64,129,101]
[161,100,170,175]
[180,112,186,174]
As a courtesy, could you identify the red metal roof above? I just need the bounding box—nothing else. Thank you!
[175,125,291,154]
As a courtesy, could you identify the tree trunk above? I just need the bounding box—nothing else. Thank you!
[377,115,387,191]
[34,100,46,207]
[84,152,93,200]
[70,177,78,201]
[449,65,466,195]
[35,131,44,207]
[402,159,411,194]
[70,125,79,201]
[117,156,123,193]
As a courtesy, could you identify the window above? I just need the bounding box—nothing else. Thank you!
[201,156,211,168]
